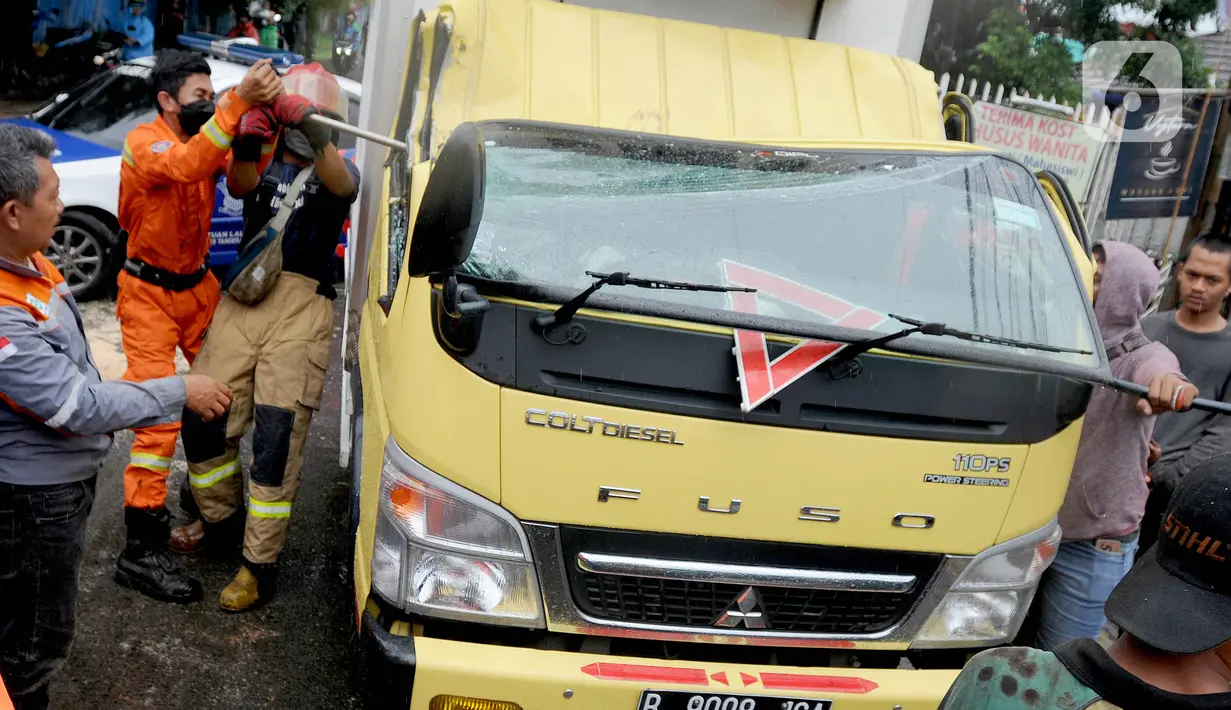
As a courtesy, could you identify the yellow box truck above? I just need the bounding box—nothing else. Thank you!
[342,1,1103,707]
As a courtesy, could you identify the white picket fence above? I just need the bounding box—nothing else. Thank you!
[935,72,1113,128]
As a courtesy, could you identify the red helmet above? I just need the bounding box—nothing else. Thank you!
[282,62,346,120]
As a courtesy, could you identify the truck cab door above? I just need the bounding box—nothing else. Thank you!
[373,13,453,319]
[341,11,430,471]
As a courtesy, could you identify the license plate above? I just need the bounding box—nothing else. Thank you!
[638,690,834,710]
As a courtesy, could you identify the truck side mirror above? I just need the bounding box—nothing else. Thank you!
[406,122,486,278]
[408,122,490,353]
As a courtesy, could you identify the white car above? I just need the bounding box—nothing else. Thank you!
[6,52,362,300]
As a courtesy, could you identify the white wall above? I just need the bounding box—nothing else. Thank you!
[813,0,934,61]
[562,0,820,38]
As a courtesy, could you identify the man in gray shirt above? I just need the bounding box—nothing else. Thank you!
[1140,233,1231,554]
[0,125,232,709]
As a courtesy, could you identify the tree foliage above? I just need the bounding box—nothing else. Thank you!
[921,0,1217,94]
[974,8,1083,102]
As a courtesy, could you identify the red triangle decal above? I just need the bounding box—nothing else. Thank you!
[733,330,845,412]
[711,672,728,686]
[740,672,759,686]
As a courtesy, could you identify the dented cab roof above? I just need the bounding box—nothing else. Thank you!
[419,0,947,152]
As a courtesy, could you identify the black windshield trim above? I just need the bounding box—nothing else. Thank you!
[456,274,1111,380]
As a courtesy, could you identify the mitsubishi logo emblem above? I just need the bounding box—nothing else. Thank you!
[714,587,767,629]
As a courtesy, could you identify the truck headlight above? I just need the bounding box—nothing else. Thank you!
[371,437,544,628]
[911,520,1060,648]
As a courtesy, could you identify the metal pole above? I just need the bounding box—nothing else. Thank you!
[1160,90,1214,260]
[304,113,409,153]
[1112,379,1231,415]
[1159,32,1231,259]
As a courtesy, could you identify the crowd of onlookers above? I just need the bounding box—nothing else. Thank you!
[944,234,1231,709]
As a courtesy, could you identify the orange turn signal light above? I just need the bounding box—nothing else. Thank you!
[429,696,523,710]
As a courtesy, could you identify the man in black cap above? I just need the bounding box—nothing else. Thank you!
[938,453,1231,709]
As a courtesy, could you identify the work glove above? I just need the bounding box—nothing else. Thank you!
[233,106,277,162]
[272,94,332,153]
[298,106,334,153]
[270,93,315,127]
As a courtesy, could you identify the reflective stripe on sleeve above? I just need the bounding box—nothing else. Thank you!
[130,453,172,473]
[189,459,239,489]
[44,375,86,429]
[122,141,136,167]
[248,497,292,518]
[201,116,233,150]
[0,338,18,365]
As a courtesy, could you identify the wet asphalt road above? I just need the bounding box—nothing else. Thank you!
[50,302,362,709]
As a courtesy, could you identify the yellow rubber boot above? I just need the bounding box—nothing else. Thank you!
[220,567,260,612]
[220,560,278,612]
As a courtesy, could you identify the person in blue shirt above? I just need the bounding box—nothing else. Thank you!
[122,0,154,61]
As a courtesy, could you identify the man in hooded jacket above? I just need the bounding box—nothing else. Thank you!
[1033,240,1195,650]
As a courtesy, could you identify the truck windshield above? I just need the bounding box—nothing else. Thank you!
[461,125,1099,365]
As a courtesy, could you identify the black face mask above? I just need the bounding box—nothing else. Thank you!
[176,100,215,137]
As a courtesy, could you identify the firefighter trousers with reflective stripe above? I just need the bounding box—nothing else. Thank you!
[117,270,221,510]
[181,273,331,564]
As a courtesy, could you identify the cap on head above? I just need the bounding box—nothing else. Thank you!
[1106,453,1231,654]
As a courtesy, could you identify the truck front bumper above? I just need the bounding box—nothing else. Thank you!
[362,612,960,710]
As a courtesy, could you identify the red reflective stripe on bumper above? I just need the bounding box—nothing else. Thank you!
[760,672,879,694]
[581,662,709,686]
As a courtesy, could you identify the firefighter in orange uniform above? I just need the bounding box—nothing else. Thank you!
[114,49,282,604]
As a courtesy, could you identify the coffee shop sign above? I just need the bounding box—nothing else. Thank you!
[1142,112,1199,140]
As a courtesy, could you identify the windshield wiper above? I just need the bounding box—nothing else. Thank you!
[823,313,1092,380]
[532,271,756,333]
[824,320,948,370]
[887,314,1093,355]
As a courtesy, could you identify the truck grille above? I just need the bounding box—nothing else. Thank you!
[560,526,943,637]
[579,575,913,634]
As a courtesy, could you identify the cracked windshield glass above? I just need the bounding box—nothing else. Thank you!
[462,129,1099,364]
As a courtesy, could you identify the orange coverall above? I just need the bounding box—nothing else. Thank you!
[0,673,13,710]
[116,88,266,511]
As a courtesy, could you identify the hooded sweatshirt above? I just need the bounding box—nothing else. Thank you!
[1058,241,1184,541]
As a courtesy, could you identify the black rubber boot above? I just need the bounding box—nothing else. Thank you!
[115,507,204,604]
